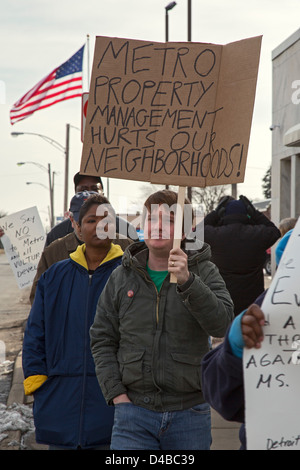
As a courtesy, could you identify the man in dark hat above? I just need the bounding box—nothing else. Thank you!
[73,172,103,194]
[45,173,103,246]
[45,172,138,246]
[203,195,281,316]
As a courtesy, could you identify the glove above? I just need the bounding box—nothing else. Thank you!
[215,195,232,218]
[239,195,256,218]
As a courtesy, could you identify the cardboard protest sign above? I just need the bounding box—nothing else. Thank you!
[80,35,261,188]
[0,207,45,289]
[244,219,300,450]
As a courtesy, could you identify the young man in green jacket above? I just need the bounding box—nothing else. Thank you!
[90,190,234,450]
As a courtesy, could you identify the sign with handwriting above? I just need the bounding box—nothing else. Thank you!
[244,219,300,450]
[0,207,45,289]
[80,35,261,188]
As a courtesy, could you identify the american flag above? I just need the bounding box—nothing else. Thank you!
[10,45,85,125]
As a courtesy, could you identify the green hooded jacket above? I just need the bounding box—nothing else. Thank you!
[90,241,234,412]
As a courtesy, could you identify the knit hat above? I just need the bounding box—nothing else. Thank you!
[69,191,98,222]
[73,172,103,190]
[225,200,247,216]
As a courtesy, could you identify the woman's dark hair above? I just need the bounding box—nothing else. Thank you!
[78,194,113,225]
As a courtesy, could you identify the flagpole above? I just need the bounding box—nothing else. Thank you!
[64,123,70,215]
[87,34,90,88]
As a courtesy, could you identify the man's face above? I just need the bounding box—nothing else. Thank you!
[75,176,103,193]
[144,204,175,256]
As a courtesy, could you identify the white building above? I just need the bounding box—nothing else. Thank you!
[272,28,300,225]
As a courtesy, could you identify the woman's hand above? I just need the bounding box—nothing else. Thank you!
[241,304,265,349]
[113,393,132,405]
[168,247,190,285]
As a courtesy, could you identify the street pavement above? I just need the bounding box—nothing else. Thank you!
[0,249,271,451]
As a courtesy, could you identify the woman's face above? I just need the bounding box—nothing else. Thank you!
[143,204,175,256]
[78,204,112,250]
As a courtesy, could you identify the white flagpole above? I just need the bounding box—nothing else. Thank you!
[86,34,90,88]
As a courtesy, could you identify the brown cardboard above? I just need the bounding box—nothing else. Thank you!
[80,35,261,187]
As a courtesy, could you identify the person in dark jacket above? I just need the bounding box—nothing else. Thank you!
[45,172,138,246]
[90,190,234,450]
[22,194,123,450]
[201,230,293,450]
[204,195,281,316]
[45,172,104,246]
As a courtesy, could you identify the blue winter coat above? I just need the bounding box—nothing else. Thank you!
[22,243,123,449]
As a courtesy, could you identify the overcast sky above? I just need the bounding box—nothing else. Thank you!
[1,0,299,228]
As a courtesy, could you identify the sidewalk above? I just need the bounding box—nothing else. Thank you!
[211,408,240,450]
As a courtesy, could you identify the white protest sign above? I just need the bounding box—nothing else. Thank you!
[244,218,300,450]
[0,207,45,289]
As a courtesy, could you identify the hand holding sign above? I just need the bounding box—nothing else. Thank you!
[241,304,265,349]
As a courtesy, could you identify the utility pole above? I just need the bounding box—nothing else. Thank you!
[187,0,193,202]
[64,123,70,214]
[165,2,177,190]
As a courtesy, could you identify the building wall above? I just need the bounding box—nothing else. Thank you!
[272,28,300,226]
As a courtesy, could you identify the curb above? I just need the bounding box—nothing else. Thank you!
[7,351,25,406]
[0,351,25,450]
[5,351,48,450]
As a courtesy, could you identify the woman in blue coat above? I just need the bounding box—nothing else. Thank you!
[22,194,123,449]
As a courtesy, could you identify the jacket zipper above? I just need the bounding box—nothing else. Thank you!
[154,276,169,324]
[78,273,93,447]
[135,266,161,324]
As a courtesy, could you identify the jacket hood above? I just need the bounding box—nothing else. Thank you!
[122,240,212,269]
[220,213,251,226]
[70,242,123,270]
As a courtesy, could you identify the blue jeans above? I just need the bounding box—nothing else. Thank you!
[111,402,211,450]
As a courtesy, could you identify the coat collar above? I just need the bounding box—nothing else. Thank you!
[122,240,212,269]
[70,243,123,270]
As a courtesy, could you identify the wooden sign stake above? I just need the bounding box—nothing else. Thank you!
[170,186,186,283]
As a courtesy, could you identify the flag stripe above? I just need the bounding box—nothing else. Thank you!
[22,75,82,103]
[10,74,82,123]
[10,45,84,125]
[12,71,56,108]
[11,93,83,122]
[10,77,82,115]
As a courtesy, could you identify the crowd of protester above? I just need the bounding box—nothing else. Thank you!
[1,173,296,450]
